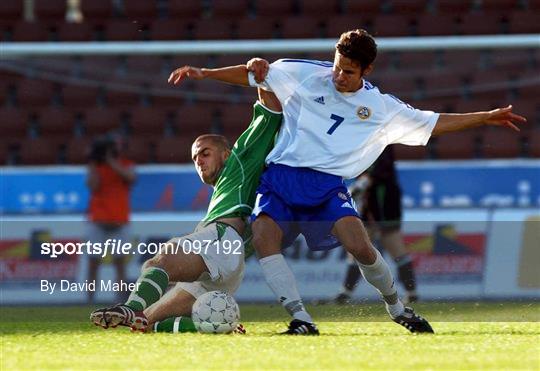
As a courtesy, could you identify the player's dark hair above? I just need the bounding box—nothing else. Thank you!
[194,134,231,152]
[336,29,377,70]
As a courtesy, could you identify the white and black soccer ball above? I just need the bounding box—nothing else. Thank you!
[192,291,240,334]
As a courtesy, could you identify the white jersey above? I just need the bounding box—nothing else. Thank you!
[248,59,439,179]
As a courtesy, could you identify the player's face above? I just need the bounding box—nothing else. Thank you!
[332,53,365,93]
[191,139,227,185]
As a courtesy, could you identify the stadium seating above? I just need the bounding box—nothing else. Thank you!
[434,131,479,159]
[2,0,539,164]
[36,107,75,138]
[0,107,28,140]
[80,0,114,21]
[12,21,49,42]
[300,0,340,15]
[481,129,523,158]
[56,22,94,41]
[65,137,92,164]
[34,0,67,22]
[155,137,195,163]
[393,144,429,160]
[19,137,61,164]
[167,0,204,19]
[210,0,250,18]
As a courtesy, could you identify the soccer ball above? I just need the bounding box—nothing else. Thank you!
[191,291,240,334]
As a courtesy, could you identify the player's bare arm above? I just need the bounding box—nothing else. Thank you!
[432,105,527,136]
[168,65,251,86]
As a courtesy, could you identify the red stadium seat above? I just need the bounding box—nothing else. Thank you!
[84,108,121,135]
[422,74,466,101]
[57,22,94,41]
[129,106,168,136]
[393,144,429,160]
[80,0,114,21]
[34,0,66,22]
[61,85,100,108]
[387,0,429,14]
[168,0,204,19]
[435,0,473,14]
[17,79,55,106]
[372,14,414,37]
[36,107,74,137]
[479,0,521,12]
[281,16,324,39]
[219,104,255,129]
[148,82,185,108]
[435,131,479,159]
[415,14,458,36]
[192,19,234,40]
[527,128,540,157]
[481,129,522,158]
[440,50,484,74]
[12,21,49,41]
[175,105,215,135]
[0,140,10,165]
[235,17,278,39]
[65,137,92,164]
[80,56,122,80]
[0,0,23,26]
[508,11,540,34]
[123,0,158,22]
[104,88,141,108]
[458,13,505,35]
[155,137,195,163]
[19,138,60,164]
[325,15,372,39]
[344,0,381,15]
[150,19,189,40]
[396,51,439,71]
[298,0,340,15]
[124,136,153,163]
[255,0,294,16]
[210,0,249,18]
[0,107,28,139]
[126,56,164,76]
[105,20,144,41]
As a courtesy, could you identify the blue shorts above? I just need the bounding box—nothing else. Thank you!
[251,163,359,251]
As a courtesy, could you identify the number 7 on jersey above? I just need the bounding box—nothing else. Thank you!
[327,114,345,135]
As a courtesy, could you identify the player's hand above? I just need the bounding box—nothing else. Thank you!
[168,66,205,84]
[484,105,527,132]
[247,58,269,83]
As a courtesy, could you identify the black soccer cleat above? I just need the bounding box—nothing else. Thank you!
[281,319,320,335]
[392,307,434,334]
[90,304,147,331]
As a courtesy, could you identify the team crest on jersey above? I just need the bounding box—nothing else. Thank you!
[356,106,371,120]
[338,192,348,201]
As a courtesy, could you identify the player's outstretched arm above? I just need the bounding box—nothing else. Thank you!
[432,105,527,136]
[168,65,251,86]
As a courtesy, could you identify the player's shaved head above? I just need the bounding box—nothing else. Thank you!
[336,29,377,70]
[191,134,231,185]
[193,134,231,153]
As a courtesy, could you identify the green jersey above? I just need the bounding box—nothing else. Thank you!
[202,102,282,223]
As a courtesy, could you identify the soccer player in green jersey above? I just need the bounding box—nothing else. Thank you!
[90,66,282,333]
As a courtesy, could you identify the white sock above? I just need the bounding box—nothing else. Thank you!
[357,249,404,318]
[259,254,313,323]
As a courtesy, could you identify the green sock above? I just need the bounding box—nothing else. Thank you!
[152,316,197,333]
[125,267,169,311]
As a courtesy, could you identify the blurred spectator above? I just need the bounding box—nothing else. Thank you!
[86,135,136,303]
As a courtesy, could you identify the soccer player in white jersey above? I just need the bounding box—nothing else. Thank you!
[169,29,526,335]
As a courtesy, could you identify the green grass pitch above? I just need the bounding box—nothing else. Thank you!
[1,302,539,370]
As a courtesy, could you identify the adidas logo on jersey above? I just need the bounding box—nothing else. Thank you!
[314,96,325,105]
[341,202,354,209]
